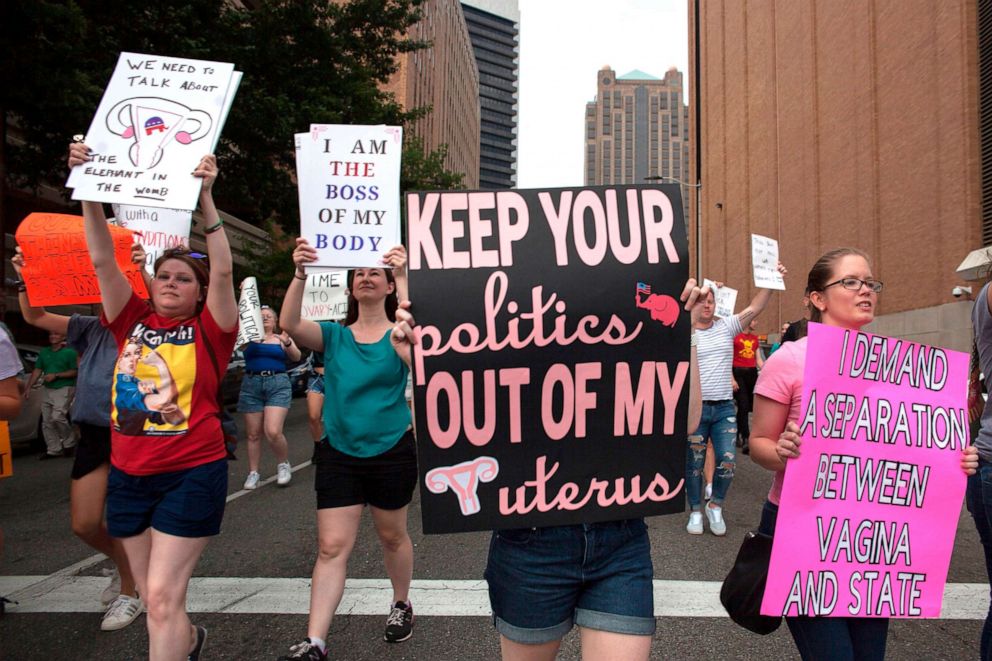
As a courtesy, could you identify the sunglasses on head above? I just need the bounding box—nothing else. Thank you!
[162,247,207,260]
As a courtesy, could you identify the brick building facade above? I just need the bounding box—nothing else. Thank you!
[690,0,981,351]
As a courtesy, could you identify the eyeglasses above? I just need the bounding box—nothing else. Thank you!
[822,277,884,293]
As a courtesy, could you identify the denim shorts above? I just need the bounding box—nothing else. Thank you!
[106,459,228,538]
[485,518,656,643]
[237,372,292,412]
[307,373,325,395]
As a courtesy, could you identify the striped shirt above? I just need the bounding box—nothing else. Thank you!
[696,315,743,401]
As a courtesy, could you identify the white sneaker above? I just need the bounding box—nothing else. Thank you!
[243,471,260,490]
[276,462,292,486]
[101,594,143,631]
[705,504,727,536]
[704,483,713,500]
[686,511,704,534]
[100,568,121,606]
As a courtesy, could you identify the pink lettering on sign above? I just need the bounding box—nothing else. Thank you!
[761,323,969,619]
[424,457,500,516]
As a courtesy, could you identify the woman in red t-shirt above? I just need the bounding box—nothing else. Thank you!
[70,142,237,661]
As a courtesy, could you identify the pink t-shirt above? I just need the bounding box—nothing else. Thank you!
[753,336,808,504]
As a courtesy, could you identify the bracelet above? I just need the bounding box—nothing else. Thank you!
[204,219,224,234]
[283,339,292,347]
[15,281,26,293]
[294,272,307,281]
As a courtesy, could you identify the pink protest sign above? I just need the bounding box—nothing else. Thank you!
[761,323,969,618]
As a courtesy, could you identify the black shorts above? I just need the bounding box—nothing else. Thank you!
[314,431,418,510]
[71,423,112,480]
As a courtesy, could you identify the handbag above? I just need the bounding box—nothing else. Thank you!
[720,530,782,634]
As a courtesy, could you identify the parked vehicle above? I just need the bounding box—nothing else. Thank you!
[10,344,45,450]
[220,348,245,409]
[287,350,312,398]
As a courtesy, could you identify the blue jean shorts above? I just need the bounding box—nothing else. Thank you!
[485,518,655,644]
[106,459,228,538]
[237,372,292,412]
[307,373,325,395]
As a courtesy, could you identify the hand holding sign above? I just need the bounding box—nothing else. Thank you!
[16,213,149,306]
[702,278,738,318]
[751,235,787,290]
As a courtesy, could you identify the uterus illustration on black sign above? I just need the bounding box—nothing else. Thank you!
[408,185,691,534]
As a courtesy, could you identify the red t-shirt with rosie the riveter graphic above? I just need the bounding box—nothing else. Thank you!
[732,332,760,368]
[103,292,237,476]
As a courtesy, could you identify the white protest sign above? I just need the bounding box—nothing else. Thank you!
[703,278,738,318]
[296,124,402,268]
[112,204,192,272]
[236,277,264,347]
[751,234,786,290]
[302,270,349,321]
[67,52,240,210]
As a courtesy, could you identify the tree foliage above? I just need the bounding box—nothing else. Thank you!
[1,0,465,232]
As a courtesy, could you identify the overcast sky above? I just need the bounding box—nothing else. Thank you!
[515,0,689,188]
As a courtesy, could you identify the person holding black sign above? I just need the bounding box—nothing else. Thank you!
[480,279,706,661]
[277,239,417,661]
[750,248,978,660]
[70,142,238,661]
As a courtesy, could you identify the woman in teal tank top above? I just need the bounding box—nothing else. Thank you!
[277,238,419,660]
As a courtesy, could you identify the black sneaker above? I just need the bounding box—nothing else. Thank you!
[277,639,327,660]
[383,601,413,643]
[187,625,207,660]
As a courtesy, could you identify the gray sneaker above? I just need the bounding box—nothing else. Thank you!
[686,511,704,535]
[101,594,143,631]
[705,504,727,536]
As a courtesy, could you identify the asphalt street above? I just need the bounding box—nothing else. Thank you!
[0,401,988,660]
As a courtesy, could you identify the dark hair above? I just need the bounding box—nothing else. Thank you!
[344,267,398,326]
[781,318,808,342]
[805,248,872,323]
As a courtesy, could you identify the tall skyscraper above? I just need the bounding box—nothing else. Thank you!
[584,67,690,217]
[385,0,480,188]
[461,0,520,189]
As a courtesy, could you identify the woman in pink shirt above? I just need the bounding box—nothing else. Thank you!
[750,248,978,660]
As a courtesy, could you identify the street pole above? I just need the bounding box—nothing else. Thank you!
[645,175,702,280]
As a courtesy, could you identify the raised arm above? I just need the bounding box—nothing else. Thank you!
[383,245,408,303]
[11,248,69,335]
[70,143,133,322]
[196,156,237,331]
[680,279,705,431]
[737,262,787,328]
[280,238,325,352]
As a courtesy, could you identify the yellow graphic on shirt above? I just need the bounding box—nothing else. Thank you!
[738,339,756,360]
[111,322,196,436]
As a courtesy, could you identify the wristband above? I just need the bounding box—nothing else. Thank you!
[294,272,307,281]
[15,281,26,293]
[204,219,224,234]
[691,332,699,347]
[283,339,292,347]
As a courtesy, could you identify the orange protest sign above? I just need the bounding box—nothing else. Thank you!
[16,213,149,306]
[0,421,10,478]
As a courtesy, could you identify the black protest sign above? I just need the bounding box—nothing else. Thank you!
[408,185,690,534]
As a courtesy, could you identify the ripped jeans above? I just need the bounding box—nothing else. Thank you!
[685,400,737,510]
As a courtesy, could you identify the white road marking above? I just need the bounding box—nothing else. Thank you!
[0,576,987,619]
[2,459,314,603]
